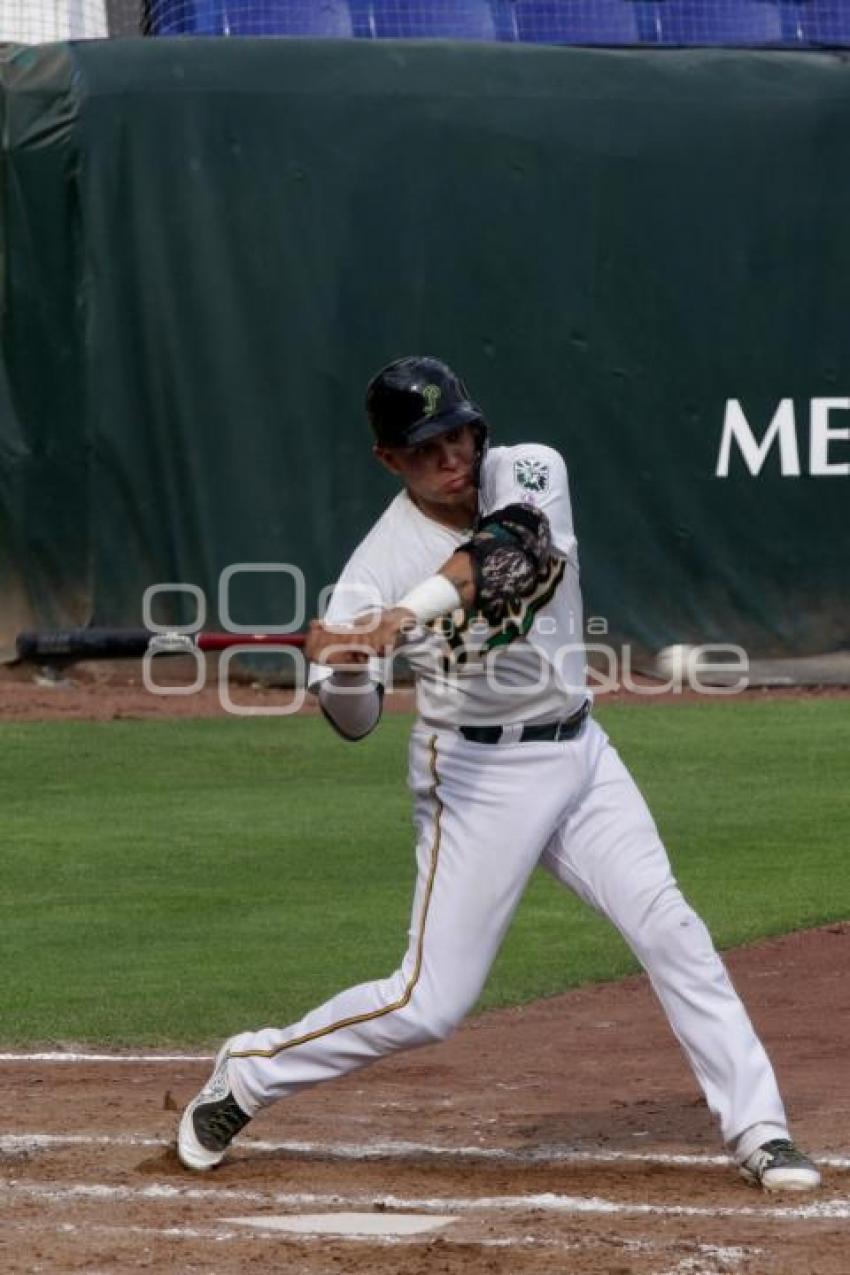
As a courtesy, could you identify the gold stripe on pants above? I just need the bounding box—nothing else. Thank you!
[229,735,443,1061]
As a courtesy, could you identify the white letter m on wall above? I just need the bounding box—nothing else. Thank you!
[716,399,801,477]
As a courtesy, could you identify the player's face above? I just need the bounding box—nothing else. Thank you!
[375,425,477,513]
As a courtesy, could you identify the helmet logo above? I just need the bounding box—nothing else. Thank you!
[422,384,441,417]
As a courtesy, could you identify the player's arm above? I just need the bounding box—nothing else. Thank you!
[306,621,385,743]
[484,445,576,559]
[459,502,553,625]
[316,667,385,742]
[368,448,570,645]
[302,555,473,667]
[305,574,388,743]
[304,552,485,737]
[386,503,553,634]
[306,503,552,660]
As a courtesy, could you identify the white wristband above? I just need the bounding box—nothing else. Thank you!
[397,574,462,624]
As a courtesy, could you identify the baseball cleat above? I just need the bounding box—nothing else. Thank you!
[177,1040,251,1171]
[739,1139,821,1192]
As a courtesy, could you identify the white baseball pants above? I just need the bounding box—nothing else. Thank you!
[228,718,788,1159]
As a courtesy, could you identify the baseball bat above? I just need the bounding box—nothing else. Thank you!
[15,627,305,662]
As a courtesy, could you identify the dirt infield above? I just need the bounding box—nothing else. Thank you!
[2,924,848,1274]
[2,656,849,722]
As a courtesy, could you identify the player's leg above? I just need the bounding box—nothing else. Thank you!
[226,729,582,1106]
[539,718,814,1185]
[179,728,584,1167]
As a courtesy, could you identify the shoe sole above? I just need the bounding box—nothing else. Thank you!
[740,1167,822,1192]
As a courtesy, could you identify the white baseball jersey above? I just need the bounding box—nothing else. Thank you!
[309,443,587,728]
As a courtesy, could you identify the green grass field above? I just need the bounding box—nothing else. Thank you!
[2,699,847,1046]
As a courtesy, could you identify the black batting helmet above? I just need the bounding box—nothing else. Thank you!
[366,355,487,450]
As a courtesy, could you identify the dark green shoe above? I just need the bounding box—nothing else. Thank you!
[740,1139,821,1192]
[177,1041,251,1171]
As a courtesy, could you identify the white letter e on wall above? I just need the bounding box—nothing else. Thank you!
[809,398,850,475]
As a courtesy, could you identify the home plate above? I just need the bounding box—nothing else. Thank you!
[226,1212,458,1238]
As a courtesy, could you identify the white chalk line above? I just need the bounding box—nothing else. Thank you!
[3,1179,850,1221]
[2,1134,162,1152]
[3,1132,849,1171]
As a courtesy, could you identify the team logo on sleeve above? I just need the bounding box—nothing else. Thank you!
[514,456,549,493]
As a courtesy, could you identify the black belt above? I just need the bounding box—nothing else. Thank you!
[459,700,590,746]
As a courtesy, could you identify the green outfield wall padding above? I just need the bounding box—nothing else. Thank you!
[0,38,848,662]
[0,45,92,659]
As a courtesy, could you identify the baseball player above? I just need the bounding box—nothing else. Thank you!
[178,356,819,1192]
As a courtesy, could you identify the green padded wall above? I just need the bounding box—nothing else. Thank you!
[1,39,848,660]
